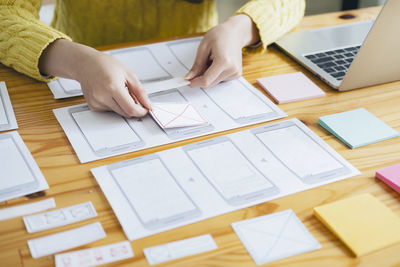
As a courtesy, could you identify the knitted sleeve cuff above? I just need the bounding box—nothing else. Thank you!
[235,0,305,54]
[1,17,71,82]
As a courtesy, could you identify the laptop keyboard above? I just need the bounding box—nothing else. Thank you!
[305,46,361,81]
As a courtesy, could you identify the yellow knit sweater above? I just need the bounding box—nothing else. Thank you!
[0,0,305,82]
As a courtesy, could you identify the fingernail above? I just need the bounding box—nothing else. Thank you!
[185,71,194,80]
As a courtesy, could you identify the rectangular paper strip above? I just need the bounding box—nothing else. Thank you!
[144,234,217,265]
[55,241,133,267]
[0,198,55,221]
[28,222,106,258]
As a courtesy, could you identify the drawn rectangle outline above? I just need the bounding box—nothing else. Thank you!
[251,120,351,184]
[0,82,16,131]
[202,79,280,124]
[183,135,280,206]
[68,105,145,157]
[107,154,201,230]
[0,133,39,199]
[108,46,173,83]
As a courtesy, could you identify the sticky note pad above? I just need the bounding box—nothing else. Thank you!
[318,108,399,149]
[314,193,400,256]
[232,209,321,265]
[257,72,325,104]
[376,163,400,194]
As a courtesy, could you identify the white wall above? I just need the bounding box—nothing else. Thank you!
[41,0,386,25]
[216,0,385,22]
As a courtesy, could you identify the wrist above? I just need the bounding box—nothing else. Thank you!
[224,14,260,48]
[39,39,99,80]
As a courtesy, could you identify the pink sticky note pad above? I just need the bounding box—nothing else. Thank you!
[257,72,325,104]
[376,163,400,194]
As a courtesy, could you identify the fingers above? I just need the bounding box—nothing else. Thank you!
[190,57,242,89]
[112,84,148,117]
[125,72,152,110]
[190,59,226,88]
[107,99,129,117]
[185,41,210,80]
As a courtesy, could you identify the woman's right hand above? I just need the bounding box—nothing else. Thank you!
[39,39,151,117]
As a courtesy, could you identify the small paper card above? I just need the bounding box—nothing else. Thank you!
[24,201,97,233]
[232,209,321,265]
[28,222,106,258]
[318,108,399,148]
[55,241,134,267]
[143,234,217,265]
[143,77,190,94]
[150,102,208,128]
[376,163,400,194]
[257,72,325,104]
[314,193,400,256]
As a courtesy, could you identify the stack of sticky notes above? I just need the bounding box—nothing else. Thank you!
[256,72,325,104]
[318,108,399,149]
[376,163,400,194]
[314,193,400,256]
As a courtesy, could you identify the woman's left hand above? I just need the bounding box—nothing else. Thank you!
[185,14,260,88]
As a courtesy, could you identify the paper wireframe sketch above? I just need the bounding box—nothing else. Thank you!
[232,209,321,265]
[144,234,217,265]
[0,82,18,131]
[55,241,133,267]
[150,102,208,128]
[54,77,285,163]
[28,222,106,258]
[24,201,97,233]
[0,131,49,202]
[91,118,360,241]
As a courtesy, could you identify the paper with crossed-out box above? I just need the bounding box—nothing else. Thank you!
[232,209,321,265]
[150,102,208,128]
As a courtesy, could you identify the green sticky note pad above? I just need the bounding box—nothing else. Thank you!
[318,108,398,149]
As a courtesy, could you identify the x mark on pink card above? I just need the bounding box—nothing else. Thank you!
[150,102,208,128]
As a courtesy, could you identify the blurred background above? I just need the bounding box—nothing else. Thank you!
[40,0,387,26]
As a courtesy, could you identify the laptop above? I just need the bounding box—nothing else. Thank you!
[275,0,400,91]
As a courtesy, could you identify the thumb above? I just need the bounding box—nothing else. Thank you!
[185,42,210,80]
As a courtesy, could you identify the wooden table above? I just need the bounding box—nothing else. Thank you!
[1,5,399,267]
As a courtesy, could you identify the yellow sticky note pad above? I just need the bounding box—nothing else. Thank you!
[313,193,400,256]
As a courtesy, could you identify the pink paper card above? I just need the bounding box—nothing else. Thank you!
[376,163,400,193]
[150,102,208,128]
[257,72,325,104]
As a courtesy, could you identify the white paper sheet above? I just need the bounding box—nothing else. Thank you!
[91,119,360,241]
[232,209,321,265]
[55,241,133,267]
[28,222,106,258]
[144,234,217,265]
[24,201,97,233]
[54,76,285,163]
[0,131,49,202]
[0,198,55,221]
[0,82,18,131]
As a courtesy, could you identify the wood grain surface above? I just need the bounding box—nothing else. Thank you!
[2,5,400,267]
